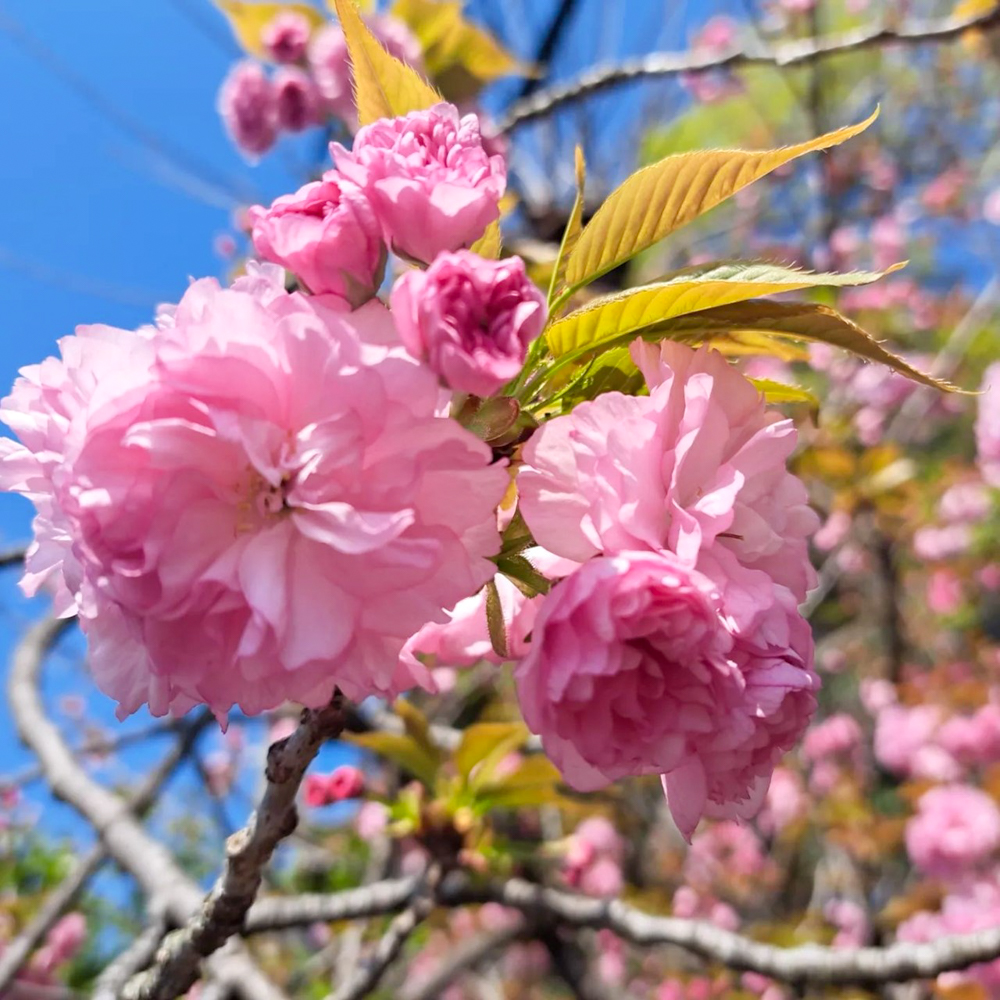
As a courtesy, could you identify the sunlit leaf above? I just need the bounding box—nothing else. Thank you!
[655,299,959,392]
[393,0,529,96]
[475,754,567,810]
[331,0,442,126]
[344,731,440,786]
[747,378,820,411]
[546,260,896,360]
[563,109,879,293]
[470,219,502,259]
[549,146,587,307]
[215,1,326,58]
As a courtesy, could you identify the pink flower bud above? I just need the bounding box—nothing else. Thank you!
[333,103,506,264]
[249,175,384,304]
[261,11,311,64]
[274,67,320,132]
[390,251,545,397]
[218,61,278,158]
[328,764,364,800]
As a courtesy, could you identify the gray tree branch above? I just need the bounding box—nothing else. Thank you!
[495,5,1000,133]
[6,615,288,1000]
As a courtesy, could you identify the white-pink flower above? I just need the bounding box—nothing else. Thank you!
[0,270,507,718]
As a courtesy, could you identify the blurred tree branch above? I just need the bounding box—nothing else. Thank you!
[495,4,1000,133]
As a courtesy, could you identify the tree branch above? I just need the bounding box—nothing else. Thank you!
[0,711,208,991]
[122,694,347,1000]
[6,615,289,1000]
[245,874,1000,988]
[494,5,1000,133]
[92,919,169,1000]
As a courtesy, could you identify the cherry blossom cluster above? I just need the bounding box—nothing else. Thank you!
[0,100,820,839]
[218,9,422,157]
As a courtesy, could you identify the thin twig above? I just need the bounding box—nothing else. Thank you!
[400,918,530,1000]
[495,5,1000,133]
[92,919,169,1000]
[326,874,437,1000]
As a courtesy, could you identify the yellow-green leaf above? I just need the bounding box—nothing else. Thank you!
[453,722,527,784]
[215,1,326,58]
[563,108,879,293]
[546,261,896,360]
[393,0,528,91]
[344,731,440,786]
[659,299,959,392]
[470,219,502,259]
[393,698,442,761]
[747,378,820,411]
[332,0,442,126]
[549,145,587,307]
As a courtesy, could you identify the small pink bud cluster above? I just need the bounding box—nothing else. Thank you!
[562,817,625,898]
[218,12,422,158]
[304,765,365,807]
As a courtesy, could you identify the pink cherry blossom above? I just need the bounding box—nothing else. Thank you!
[390,251,546,397]
[514,550,816,839]
[0,273,507,718]
[218,61,278,158]
[824,899,869,949]
[984,189,1000,225]
[913,524,971,561]
[898,875,1000,993]
[939,702,1000,767]
[939,481,992,524]
[905,785,1000,877]
[273,67,320,132]
[801,713,863,764]
[686,821,769,885]
[248,175,384,303]
[333,103,506,264]
[261,11,312,64]
[977,362,1000,487]
[756,766,806,835]
[355,800,389,838]
[928,568,964,614]
[519,341,819,616]
[873,705,959,780]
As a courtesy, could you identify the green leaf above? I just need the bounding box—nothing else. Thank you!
[562,108,879,294]
[549,146,587,308]
[453,722,527,783]
[485,579,508,658]
[546,261,897,361]
[747,378,820,414]
[331,0,442,126]
[344,732,440,787]
[658,299,960,392]
[475,755,566,810]
[495,553,551,597]
[214,1,326,58]
[392,698,442,762]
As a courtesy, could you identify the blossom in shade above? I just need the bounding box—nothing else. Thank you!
[873,705,959,780]
[261,11,312,63]
[333,103,506,264]
[518,341,819,615]
[218,61,279,157]
[977,362,1000,487]
[390,251,546,397]
[514,550,817,839]
[248,175,384,303]
[0,270,507,718]
[905,785,1000,878]
[273,67,320,132]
